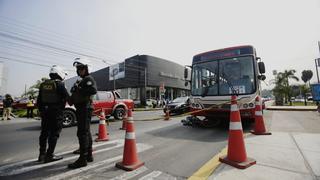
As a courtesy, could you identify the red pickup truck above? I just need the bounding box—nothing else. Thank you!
[63,91,134,127]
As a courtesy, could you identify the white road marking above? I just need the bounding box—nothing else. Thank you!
[139,171,162,180]
[110,166,148,180]
[0,139,122,172]
[47,143,153,180]
[1,140,124,176]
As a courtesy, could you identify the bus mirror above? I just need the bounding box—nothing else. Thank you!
[258,62,265,74]
[258,75,266,81]
[185,81,189,86]
[184,68,188,79]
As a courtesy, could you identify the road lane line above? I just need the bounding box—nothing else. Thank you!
[138,171,162,180]
[110,166,148,180]
[0,139,122,172]
[2,141,124,176]
[47,143,153,180]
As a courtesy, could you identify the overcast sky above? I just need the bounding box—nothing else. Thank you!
[0,0,320,96]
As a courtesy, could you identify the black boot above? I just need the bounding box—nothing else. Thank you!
[38,154,46,162]
[68,156,87,169]
[87,149,93,162]
[45,154,63,163]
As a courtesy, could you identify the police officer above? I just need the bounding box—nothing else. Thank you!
[68,58,97,169]
[37,65,69,163]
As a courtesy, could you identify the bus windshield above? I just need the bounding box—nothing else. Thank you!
[191,56,256,96]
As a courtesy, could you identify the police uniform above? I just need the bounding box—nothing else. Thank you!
[69,75,97,168]
[37,78,69,162]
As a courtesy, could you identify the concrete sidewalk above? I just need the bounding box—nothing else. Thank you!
[209,132,320,180]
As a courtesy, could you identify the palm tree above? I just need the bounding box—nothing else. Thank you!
[300,84,309,106]
[274,70,299,105]
[301,70,313,105]
[22,77,48,97]
[301,70,313,85]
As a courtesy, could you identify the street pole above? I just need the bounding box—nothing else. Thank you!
[317,41,320,83]
[316,58,320,83]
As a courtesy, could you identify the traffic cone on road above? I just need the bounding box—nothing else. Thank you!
[219,95,256,169]
[251,96,271,135]
[164,109,170,121]
[95,110,109,142]
[116,109,145,171]
[120,109,128,130]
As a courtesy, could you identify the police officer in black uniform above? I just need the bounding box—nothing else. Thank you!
[68,58,97,169]
[37,65,69,163]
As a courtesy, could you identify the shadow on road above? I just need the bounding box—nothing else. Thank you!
[16,125,42,131]
[146,120,253,143]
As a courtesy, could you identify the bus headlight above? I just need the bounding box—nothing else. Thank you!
[243,103,248,108]
[249,103,254,108]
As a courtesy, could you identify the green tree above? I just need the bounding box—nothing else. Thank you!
[300,84,310,106]
[301,70,313,105]
[273,70,299,105]
[22,77,48,97]
[301,70,313,85]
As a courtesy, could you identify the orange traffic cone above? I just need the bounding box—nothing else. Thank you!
[116,109,145,171]
[251,96,271,135]
[120,109,128,130]
[164,109,170,120]
[95,110,109,142]
[219,95,256,169]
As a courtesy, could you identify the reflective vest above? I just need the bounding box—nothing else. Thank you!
[40,80,60,104]
[27,100,34,107]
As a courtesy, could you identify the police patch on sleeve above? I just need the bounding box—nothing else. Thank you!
[86,81,93,86]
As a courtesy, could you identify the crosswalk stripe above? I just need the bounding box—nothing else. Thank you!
[47,143,153,180]
[139,171,162,180]
[0,139,122,173]
[110,166,148,180]
[1,141,124,176]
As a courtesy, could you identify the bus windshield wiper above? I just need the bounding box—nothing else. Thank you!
[221,71,238,95]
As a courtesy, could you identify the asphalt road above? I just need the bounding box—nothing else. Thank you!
[0,110,319,179]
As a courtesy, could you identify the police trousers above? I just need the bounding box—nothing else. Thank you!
[39,107,63,155]
[75,103,93,157]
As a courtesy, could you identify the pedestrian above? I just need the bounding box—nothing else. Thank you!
[26,96,35,118]
[2,94,14,120]
[68,57,97,169]
[37,65,69,163]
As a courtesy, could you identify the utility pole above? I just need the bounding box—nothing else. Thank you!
[315,58,319,83]
[316,41,320,83]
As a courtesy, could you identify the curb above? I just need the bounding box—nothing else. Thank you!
[266,107,317,111]
[188,133,253,180]
[133,108,163,112]
[188,147,227,180]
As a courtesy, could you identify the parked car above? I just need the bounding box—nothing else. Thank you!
[12,97,30,109]
[63,91,134,127]
[146,99,157,107]
[163,96,190,115]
